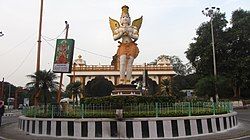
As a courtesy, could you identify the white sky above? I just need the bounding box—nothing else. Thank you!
[0,0,249,87]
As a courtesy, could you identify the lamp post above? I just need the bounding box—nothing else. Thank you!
[202,7,220,102]
[202,7,220,77]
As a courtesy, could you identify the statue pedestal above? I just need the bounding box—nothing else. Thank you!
[111,84,142,96]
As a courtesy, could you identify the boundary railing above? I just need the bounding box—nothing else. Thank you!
[22,102,233,118]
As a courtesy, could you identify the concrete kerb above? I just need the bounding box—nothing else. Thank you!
[18,112,238,139]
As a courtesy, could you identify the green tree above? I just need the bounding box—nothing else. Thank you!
[159,79,172,96]
[25,86,35,105]
[85,76,114,97]
[131,76,158,95]
[186,9,250,99]
[1,82,16,104]
[159,78,186,100]
[185,13,228,76]
[26,70,58,112]
[171,74,199,99]
[223,9,250,98]
[195,76,233,99]
[172,74,199,91]
[66,81,83,108]
[195,76,215,99]
[152,55,192,75]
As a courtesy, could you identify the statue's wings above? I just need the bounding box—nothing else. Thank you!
[109,17,120,35]
[132,16,143,32]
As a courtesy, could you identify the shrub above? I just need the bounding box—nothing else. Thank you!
[80,95,176,107]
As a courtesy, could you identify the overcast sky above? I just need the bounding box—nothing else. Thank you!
[0,0,249,87]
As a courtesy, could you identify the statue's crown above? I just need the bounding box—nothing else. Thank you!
[121,5,129,16]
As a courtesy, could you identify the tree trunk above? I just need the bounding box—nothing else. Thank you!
[237,87,241,98]
[73,95,75,109]
[75,94,78,106]
[233,86,241,99]
[233,86,237,97]
[44,91,47,113]
[34,83,39,106]
[35,90,40,106]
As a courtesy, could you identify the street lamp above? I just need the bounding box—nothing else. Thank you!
[202,7,220,78]
[202,7,220,102]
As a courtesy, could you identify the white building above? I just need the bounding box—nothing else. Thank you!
[68,55,176,86]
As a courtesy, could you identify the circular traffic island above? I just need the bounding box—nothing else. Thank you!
[19,97,238,139]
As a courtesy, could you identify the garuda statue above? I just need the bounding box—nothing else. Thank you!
[109,5,143,84]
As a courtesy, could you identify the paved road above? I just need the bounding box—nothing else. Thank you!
[236,108,250,122]
[1,116,18,126]
[0,108,250,140]
[1,110,21,126]
[179,108,250,140]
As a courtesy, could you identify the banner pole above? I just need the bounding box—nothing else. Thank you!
[57,21,69,104]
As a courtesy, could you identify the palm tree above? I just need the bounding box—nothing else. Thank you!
[160,79,172,96]
[66,81,83,109]
[26,70,59,112]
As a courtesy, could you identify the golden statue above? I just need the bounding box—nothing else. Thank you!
[109,5,143,84]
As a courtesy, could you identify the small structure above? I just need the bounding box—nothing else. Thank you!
[60,98,73,113]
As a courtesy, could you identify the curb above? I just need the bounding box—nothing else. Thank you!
[18,112,238,139]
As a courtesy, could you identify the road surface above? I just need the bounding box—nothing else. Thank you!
[0,108,250,140]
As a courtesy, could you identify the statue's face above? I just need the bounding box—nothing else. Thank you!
[120,14,131,25]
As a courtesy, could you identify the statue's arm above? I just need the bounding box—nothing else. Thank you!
[129,28,139,40]
[113,28,124,41]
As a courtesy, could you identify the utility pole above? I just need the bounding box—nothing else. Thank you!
[34,0,44,106]
[36,0,44,73]
[202,7,220,102]
[57,21,69,104]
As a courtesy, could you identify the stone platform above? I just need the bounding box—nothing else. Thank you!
[111,84,142,96]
